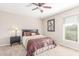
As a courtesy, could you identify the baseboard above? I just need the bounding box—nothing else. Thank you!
[58,41,79,51]
[0,44,10,47]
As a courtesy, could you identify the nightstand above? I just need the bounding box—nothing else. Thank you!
[10,36,21,46]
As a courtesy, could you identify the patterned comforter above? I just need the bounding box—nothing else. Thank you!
[26,37,56,56]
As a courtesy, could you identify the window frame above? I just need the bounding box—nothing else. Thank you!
[63,15,79,43]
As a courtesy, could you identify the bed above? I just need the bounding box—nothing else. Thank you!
[22,29,57,56]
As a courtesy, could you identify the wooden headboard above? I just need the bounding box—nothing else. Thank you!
[22,29,39,36]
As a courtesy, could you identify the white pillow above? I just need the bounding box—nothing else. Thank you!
[31,33,36,36]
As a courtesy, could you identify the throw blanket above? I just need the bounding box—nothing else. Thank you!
[26,37,56,56]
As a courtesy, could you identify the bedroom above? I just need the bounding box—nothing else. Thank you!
[0,0,79,56]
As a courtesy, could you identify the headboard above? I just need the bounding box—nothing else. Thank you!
[22,29,39,36]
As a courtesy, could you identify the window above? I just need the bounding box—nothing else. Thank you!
[64,15,78,42]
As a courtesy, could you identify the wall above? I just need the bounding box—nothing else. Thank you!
[42,6,79,50]
[0,11,43,46]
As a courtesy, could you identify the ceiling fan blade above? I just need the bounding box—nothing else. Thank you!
[32,7,38,10]
[39,3,45,6]
[43,6,52,8]
[32,3,38,6]
[32,3,45,6]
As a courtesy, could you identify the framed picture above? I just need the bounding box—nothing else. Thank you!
[47,19,55,32]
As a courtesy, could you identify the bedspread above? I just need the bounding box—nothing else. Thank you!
[26,37,56,56]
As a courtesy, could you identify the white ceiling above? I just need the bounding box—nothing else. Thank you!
[0,3,79,19]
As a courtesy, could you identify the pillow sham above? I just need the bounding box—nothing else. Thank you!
[24,32,31,36]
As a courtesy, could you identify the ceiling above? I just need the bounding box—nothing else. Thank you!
[0,3,79,19]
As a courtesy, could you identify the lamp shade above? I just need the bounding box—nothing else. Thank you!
[9,26,21,36]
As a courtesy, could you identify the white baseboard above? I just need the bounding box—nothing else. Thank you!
[0,44,10,47]
[58,41,79,51]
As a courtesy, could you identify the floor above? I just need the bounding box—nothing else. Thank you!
[0,44,26,56]
[0,44,79,56]
[37,45,79,56]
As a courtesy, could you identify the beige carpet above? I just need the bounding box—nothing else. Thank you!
[0,44,79,56]
[0,44,26,56]
[37,45,79,56]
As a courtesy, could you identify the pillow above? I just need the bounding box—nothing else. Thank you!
[24,32,31,36]
[31,33,36,36]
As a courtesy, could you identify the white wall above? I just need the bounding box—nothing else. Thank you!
[43,6,79,50]
[0,11,43,46]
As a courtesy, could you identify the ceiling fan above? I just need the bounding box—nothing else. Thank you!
[32,3,52,13]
